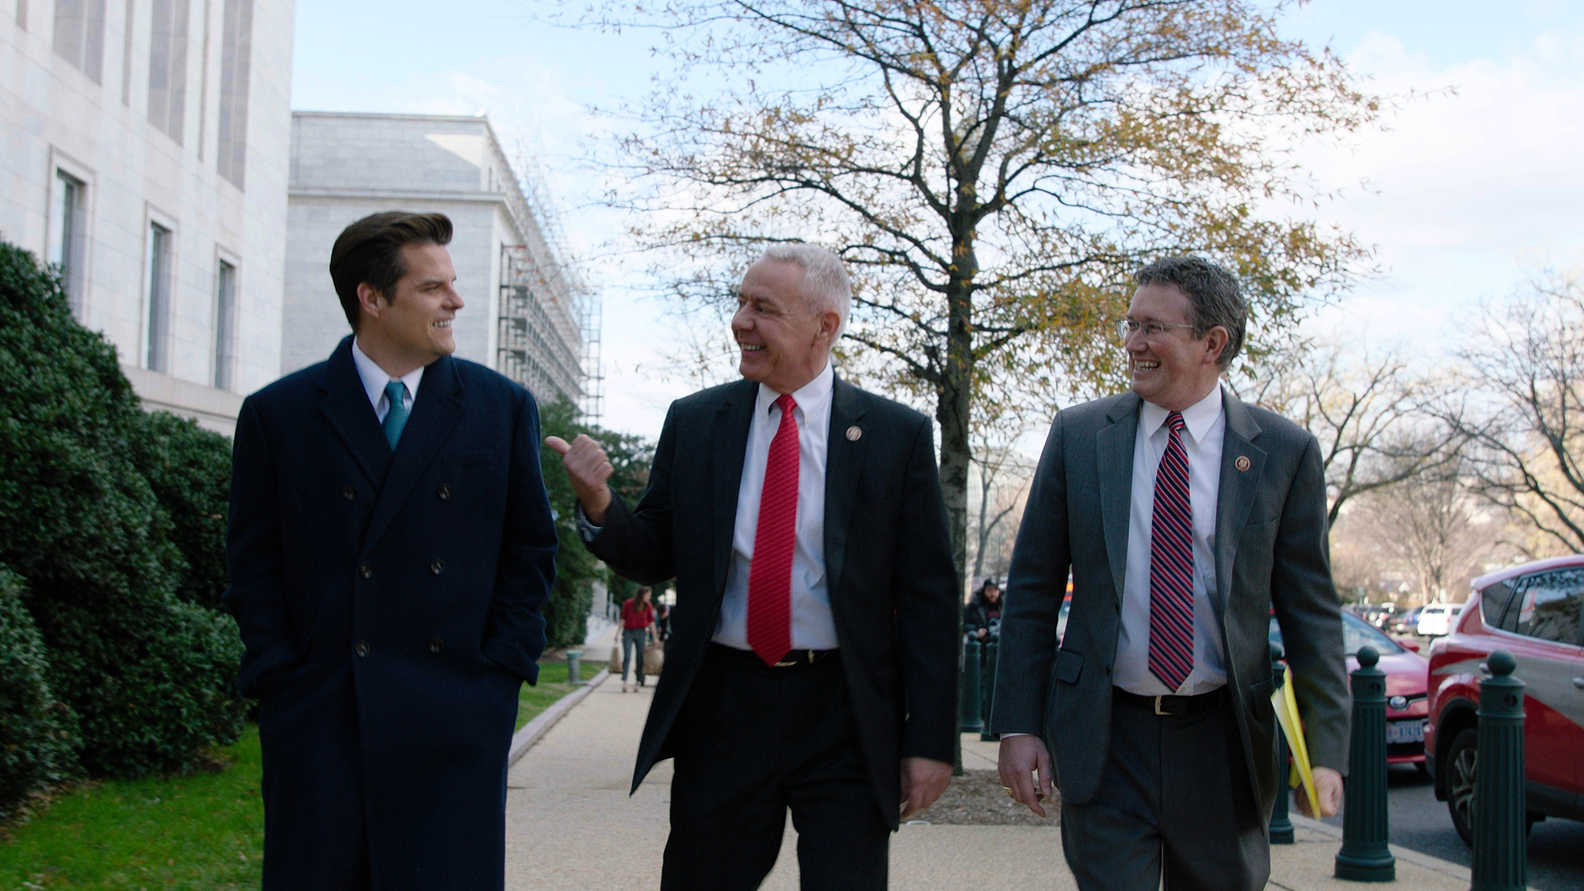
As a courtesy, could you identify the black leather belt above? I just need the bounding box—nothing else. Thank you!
[710,643,838,668]
[1113,686,1225,717]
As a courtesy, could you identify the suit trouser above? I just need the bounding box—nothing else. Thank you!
[1059,688,1268,891]
[661,644,889,891]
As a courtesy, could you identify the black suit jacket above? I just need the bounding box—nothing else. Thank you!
[991,390,1349,823]
[225,337,558,890]
[588,376,959,828]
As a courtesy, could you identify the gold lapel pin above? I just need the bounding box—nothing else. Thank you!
[846,425,862,441]
[1235,455,1251,472]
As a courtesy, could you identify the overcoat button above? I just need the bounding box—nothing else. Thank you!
[437,484,452,500]
[343,484,357,501]
[355,641,370,657]
[360,563,373,579]
[429,638,443,654]
[430,559,445,575]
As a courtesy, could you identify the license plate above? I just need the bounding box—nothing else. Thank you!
[1386,719,1425,744]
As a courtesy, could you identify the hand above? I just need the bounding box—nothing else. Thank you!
[544,434,614,524]
[899,757,952,819]
[975,628,987,640]
[998,734,1054,817]
[1295,766,1343,818]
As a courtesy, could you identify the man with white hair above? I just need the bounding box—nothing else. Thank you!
[549,244,959,889]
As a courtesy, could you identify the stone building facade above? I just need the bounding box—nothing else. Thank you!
[1,0,294,434]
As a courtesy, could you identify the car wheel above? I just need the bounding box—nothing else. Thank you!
[1446,727,1478,846]
[1445,726,1536,847]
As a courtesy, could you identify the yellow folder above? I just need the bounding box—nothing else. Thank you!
[1271,664,1318,809]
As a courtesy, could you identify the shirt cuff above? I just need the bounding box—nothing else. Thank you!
[574,503,602,543]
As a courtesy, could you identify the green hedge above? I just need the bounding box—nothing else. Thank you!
[537,395,653,649]
[0,569,77,823]
[130,411,232,611]
[0,241,244,785]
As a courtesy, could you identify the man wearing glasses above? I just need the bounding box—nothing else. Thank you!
[992,256,1350,891]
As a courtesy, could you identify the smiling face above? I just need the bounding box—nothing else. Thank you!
[356,241,463,377]
[1125,282,1228,412]
[731,259,840,394]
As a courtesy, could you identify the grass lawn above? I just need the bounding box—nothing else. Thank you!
[0,660,603,888]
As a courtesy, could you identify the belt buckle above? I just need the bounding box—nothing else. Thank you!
[1154,695,1170,716]
[772,650,806,668]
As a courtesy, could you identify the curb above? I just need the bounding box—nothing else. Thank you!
[1288,814,1474,883]
[507,669,610,766]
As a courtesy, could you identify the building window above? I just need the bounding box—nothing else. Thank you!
[147,0,190,144]
[49,171,87,316]
[213,259,236,390]
[145,223,173,372]
[53,0,108,84]
[216,0,252,187]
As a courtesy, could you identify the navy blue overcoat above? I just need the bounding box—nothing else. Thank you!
[224,337,557,890]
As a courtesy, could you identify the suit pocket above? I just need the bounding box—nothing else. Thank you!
[443,449,501,470]
[1053,649,1084,686]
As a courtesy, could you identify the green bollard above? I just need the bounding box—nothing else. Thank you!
[1268,641,1294,845]
[980,636,999,741]
[1471,650,1526,891]
[566,650,583,684]
[960,636,983,734]
[1335,645,1395,882]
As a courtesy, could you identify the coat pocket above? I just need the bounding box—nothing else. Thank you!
[1054,648,1084,685]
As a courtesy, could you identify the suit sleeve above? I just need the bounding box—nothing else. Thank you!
[481,390,560,685]
[585,401,680,585]
[990,412,1072,735]
[1270,434,1351,773]
[223,396,296,699]
[893,417,962,763]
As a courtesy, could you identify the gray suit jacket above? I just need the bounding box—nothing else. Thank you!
[990,389,1349,819]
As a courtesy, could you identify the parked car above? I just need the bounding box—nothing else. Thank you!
[1417,602,1461,637]
[1389,606,1423,636]
[1425,554,1584,845]
[1269,610,1430,767]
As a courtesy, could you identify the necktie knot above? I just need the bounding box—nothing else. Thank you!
[775,393,797,419]
[1165,411,1185,435]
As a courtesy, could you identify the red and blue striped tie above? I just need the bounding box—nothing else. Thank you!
[1148,411,1195,692]
[747,394,798,665]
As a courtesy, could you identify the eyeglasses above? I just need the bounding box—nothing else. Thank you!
[1115,318,1196,342]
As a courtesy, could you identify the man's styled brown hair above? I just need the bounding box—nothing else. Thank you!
[329,211,454,330]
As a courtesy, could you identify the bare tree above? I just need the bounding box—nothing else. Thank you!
[587,0,1380,580]
[1354,468,1492,604]
[1440,272,1584,555]
[1243,339,1463,527]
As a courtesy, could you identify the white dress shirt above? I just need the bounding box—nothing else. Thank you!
[1114,386,1229,696]
[713,362,839,651]
[351,337,423,423]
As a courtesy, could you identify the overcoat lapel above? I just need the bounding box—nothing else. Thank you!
[318,339,393,488]
[823,378,868,599]
[1214,390,1265,611]
[710,381,757,597]
[362,355,465,554]
[1096,394,1141,606]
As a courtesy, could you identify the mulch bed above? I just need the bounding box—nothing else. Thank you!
[912,770,1061,826]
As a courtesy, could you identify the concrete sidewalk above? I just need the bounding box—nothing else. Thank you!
[505,648,1490,890]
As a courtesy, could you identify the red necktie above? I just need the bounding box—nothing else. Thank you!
[1148,411,1196,692]
[747,394,799,665]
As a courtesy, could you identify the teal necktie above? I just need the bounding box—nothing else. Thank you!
[382,380,410,449]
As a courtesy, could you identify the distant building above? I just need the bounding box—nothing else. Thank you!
[283,111,593,410]
[1,1,295,434]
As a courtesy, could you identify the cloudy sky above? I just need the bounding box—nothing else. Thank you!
[291,1,1584,441]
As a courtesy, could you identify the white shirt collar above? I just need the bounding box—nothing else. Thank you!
[350,336,425,412]
[754,361,835,421]
[1139,385,1223,445]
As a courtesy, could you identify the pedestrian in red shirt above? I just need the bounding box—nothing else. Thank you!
[620,587,657,692]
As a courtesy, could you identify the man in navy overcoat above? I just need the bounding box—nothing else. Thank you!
[225,211,558,890]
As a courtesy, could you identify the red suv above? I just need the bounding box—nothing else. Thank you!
[1425,555,1584,844]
